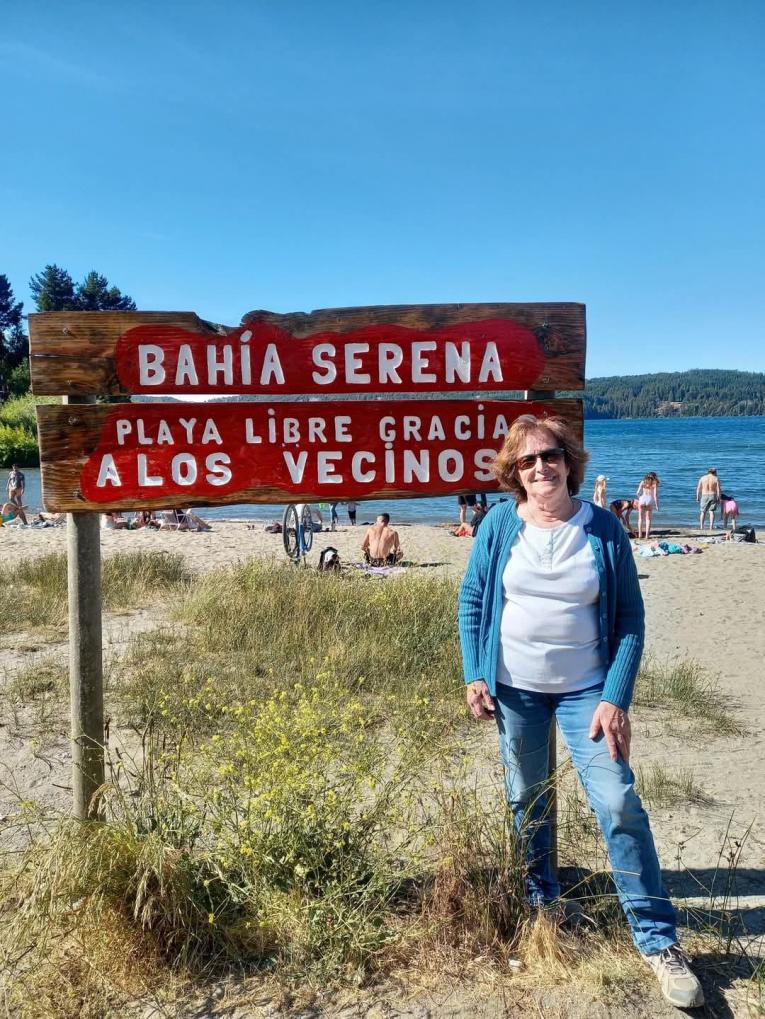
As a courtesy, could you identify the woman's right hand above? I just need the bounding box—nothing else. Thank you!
[466,680,496,721]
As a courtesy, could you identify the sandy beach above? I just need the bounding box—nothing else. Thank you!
[2,517,764,1014]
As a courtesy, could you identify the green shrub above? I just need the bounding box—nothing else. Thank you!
[0,423,39,467]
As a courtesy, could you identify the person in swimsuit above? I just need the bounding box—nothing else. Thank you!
[720,493,739,529]
[592,475,608,508]
[636,472,660,540]
[696,468,721,531]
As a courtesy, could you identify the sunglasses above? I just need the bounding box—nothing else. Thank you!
[515,447,566,471]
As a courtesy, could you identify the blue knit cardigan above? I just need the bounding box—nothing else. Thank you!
[457,500,645,710]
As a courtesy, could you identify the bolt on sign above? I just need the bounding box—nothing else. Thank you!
[29,303,585,512]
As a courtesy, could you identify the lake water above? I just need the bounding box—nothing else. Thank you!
[15,417,765,528]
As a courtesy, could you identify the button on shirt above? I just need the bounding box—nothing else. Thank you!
[496,501,605,694]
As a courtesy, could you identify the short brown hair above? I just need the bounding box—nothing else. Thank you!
[492,414,589,502]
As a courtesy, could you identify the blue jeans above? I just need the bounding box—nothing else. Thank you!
[494,682,677,955]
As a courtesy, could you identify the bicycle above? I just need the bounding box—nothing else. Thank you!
[282,503,315,562]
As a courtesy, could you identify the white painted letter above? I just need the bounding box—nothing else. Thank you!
[378,343,403,384]
[312,343,337,385]
[474,448,496,482]
[137,454,163,487]
[206,453,232,486]
[445,341,471,384]
[201,418,223,444]
[438,449,463,483]
[207,344,233,386]
[283,451,308,483]
[402,449,430,483]
[138,345,165,386]
[345,342,371,384]
[115,419,132,446]
[411,341,437,383]
[260,343,285,385]
[175,344,199,386]
[96,453,121,487]
[478,342,503,383]
[318,451,343,484]
[351,451,376,483]
[171,452,197,486]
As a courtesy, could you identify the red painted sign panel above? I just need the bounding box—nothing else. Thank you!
[114,319,545,396]
[43,397,580,510]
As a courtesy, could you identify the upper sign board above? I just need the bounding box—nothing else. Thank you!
[28,303,586,396]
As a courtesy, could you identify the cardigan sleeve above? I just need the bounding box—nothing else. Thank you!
[601,527,645,710]
[457,516,493,685]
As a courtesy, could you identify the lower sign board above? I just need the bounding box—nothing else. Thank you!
[36,398,582,512]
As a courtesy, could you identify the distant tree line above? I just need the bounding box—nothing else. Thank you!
[571,370,765,418]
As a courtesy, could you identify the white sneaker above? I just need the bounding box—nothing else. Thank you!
[644,944,705,1008]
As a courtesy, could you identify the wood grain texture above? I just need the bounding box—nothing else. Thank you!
[28,311,226,395]
[29,303,585,396]
[36,398,583,512]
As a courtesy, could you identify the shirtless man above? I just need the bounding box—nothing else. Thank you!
[361,513,403,566]
[696,467,721,530]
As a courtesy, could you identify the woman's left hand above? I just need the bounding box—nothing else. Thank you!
[588,701,631,762]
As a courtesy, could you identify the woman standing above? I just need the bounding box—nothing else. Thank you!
[592,474,608,508]
[636,472,660,540]
[458,415,702,1009]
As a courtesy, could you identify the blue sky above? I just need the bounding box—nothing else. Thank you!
[2,0,763,377]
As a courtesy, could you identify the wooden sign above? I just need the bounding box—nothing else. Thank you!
[28,303,586,396]
[36,398,583,512]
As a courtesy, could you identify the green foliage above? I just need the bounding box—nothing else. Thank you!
[29,264,77,312]
[7,360,30,395]
[29,263,136,313]
[0,394,59,466]
[76,270,136,311]
[572,369,765,418]
[0,423,39,467]
[0,274,28,398]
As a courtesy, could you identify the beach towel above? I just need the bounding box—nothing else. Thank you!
[352,562,407,577]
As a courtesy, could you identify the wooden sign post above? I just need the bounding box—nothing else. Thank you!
[29,302,585,829]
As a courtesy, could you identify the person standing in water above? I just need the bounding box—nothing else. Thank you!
[696,468,721,531]
[592,475,608,508]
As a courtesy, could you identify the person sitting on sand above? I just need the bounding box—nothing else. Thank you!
[1,500,28,526]
[696,467,721,531]
[452,521,474,537]
[361,513,403,566]
[636,472,660,540]
[102,511,129,529]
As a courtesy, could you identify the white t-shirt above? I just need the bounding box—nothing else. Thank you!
[496,501,605,694]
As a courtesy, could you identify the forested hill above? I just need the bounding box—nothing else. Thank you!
[573,370,765,419]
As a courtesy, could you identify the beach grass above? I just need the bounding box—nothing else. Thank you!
[0,559,758,1015]
[0,550,192,637]
[635,762,711,807]
[632,657,743,735]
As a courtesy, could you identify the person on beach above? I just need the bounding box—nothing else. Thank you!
[609,498,636,533]
[636,472,660,540]
[458,414,703,1010]
[346,500,357,526]
[592,474,608,509]
[1,500,28,526]
[361,513,403,566]
[696,468,721,530]
[329,502,339,531]
[720,493,739,529]
[6,465,25,508]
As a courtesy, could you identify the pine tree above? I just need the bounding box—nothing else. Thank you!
[29,264,77,311]
[0,275,28,395]
[75,270,136,311]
